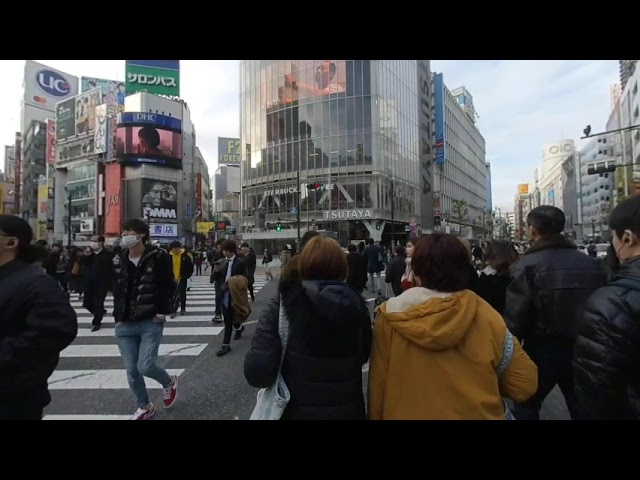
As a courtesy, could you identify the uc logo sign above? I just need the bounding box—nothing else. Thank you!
[36,70,71,97]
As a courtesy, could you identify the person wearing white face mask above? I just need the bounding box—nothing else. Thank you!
[111,219,178,420]
[574,195,640,420]
[80,235,114,332]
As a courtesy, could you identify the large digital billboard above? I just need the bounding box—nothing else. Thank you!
[125,60,180,97]
[81,76,125,113]
[262,60,347,108]
[116,112,183,169]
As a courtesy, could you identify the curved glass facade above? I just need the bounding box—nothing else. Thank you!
[240,60,424,247]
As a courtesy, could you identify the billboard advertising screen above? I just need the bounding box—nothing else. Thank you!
[261,60,347,108]
[142,179,178,222]
[104,162,123,235]
[24,60,79,112]
[218,137,240,164]
[45,119,56,164]
[126,60,180,98]
[94,104,108,154]
[116,112,183,169]
[433,73,446,165]
[55,97,75,141]
[55,87,102,141]
[81,76,125,113]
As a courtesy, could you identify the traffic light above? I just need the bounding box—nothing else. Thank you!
[376,223,381,230]
[307,182,322,191]
[276,217,282,232]
[587,163,617,175]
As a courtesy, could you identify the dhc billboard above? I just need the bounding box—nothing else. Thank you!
[433,73,446,165]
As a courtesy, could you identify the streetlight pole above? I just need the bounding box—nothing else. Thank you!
[67,191,72,247]
[390,180,395,246]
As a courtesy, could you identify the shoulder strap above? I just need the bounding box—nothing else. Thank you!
[611,276,640,293]
[277,294,290,371]
[496,329,514,377]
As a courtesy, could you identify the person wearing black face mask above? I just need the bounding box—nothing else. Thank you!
[111,219,178,420]
[80,235,114,332]
[0,214,77,420]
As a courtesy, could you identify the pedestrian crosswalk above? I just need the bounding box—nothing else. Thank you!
[43,273,269,420]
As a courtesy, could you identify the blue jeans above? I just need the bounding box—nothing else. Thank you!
[115,320,172,408]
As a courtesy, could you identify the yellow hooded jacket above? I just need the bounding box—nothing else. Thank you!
[368,287,538,420]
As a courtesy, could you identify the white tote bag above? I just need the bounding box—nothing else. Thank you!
[249,296,291,420]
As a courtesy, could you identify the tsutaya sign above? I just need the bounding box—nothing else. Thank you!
[323,209,372,220]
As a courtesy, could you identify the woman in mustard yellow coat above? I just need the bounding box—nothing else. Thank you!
[368,233,538,420]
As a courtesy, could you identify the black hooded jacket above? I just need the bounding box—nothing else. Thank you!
[573,256,640,419]
[244,257,372,420]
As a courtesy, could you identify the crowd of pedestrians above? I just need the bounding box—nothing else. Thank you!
[244,196,640,420]
[1,193,639,420]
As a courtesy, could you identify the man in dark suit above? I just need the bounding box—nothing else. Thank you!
[81,235,114,332]
[217,239,247,357]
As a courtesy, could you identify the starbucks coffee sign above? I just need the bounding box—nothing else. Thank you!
[323,209,373,220]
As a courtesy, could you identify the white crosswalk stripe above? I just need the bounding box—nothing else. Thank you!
[43,273,270,420]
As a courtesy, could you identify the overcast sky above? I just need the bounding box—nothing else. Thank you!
[0,60,619,210]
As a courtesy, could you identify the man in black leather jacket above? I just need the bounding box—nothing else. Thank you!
[503,206,608,420]
[574,195,640,419]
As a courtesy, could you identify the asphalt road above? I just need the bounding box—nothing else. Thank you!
[44,268,570,420]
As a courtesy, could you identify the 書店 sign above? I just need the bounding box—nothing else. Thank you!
[323,209,373,220]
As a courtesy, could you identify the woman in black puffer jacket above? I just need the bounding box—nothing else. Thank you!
[244,235,372,420]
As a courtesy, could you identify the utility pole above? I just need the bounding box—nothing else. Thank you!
[67,191,72,247]
[390,180,395,246]
[296,170,301,244]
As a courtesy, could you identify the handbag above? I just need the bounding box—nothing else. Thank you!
[496,329,516,420]
[249,295,291,420]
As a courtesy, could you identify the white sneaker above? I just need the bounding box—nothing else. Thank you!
[129,403,156,420]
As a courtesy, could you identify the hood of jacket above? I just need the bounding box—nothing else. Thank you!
[378,287,479,351]
[299,280,363,324]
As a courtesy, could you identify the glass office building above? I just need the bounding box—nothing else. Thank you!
[240,60,434,248]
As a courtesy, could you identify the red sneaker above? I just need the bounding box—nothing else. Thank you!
[130,404,156,420]
[163,375,178,409]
